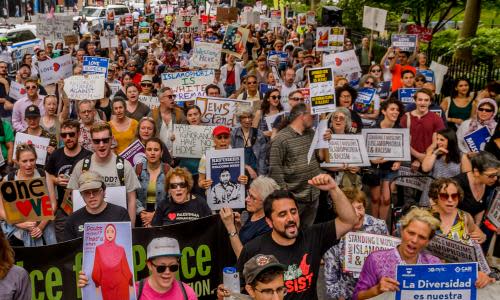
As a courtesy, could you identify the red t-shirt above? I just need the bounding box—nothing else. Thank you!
[400,111,445,154]
[391,64,416,92]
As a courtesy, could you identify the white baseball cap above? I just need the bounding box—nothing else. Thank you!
[147,237,181,260]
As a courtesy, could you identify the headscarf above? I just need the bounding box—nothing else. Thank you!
[98,224,122,267]
[466,98,498,135]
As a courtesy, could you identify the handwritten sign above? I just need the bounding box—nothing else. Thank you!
[487,189,500,228]
[173,124,216,158]
[38,54,73,85]
[63,74,105,100]
[323,50,361,75]
[407,24,433,42]
[270,10,281,29]
[344,232,400,276]
[221,25,249,59]
[464,126,491,153]
[398,88,418,104]
[362,128,411,161]
[175,13,199,33]
[161,70,214,101]
[82,56,109,78]
[216,7,239,23]
[36,15,74,41]
[138,95,160,109]
[316,27,345,52]
[308,67,336,114]
[0,178,53,223]
[8,81,26,101]
[13,133,50,165]
[119,140,145,167]
[321,135,371,167]
[191,42,222,69]
[391,34,418,52]
[196,97,252,128]
[362,6,387,32]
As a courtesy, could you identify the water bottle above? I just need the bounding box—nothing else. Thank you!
[222,267,240,300]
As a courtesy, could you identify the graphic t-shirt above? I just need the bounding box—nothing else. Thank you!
[151,194,212,226]
[237,221,338,300]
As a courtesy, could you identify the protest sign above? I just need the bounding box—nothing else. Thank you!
[378,81,392,99]
[308,67,336,114]
[82,56,109,78]
[13,132,50,165]
[398,88,418,104]
[138,25,150,47]
[316,27,344,52]
[221,25,249,59]
[464,126,491,153]
[259,83,276,94]
[264,112,286,132]
[362,6,387,32]
[306,11,316,25]
[64,35,79,46]
[417,69,435,83]
[161,70,215,101]
[396,263,477,300]
[353,88,377,114]
[0,178,54,224]
[323,50,361,75]
[138,95,160,109]
[176,13,199,33]
[344,232,400,276]
[72,186,127,212]
[38,54,73,85]
[394,166,432,191]
[216,7,239,23]
[362,128,411,161]
[109,82,122,98]
[391,34,418,52]
[8,81,26,101]
[430,61,449,95]
[487,189,500,228]
[83,222,136,300]
[241,11,260,25]
[14,215,235,300]
[191,42,222,69]
[206,148,245,210]
[196,97,252,127]
[267,50,288,69]
[37,15,74,41]
[173,124,216,158]
[125,13,133,26]
[100,29,119,49]
[321,135,371,167]
[407,24,433,42]
[64,74,106,100]
[119,140,146,166]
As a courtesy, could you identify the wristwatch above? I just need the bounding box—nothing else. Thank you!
[228,231,238,237]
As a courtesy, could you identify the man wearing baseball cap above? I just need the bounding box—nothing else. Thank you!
[217,254,286,300]
[79,237,197,299]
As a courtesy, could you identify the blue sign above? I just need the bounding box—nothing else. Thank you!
[267,51,288,69]
[418,69,435,84]
[259,83,276,94]
[398,88,419,104]
[391,34,418,52]
[464,126,491,153]
[354,88,376,114]
[378,81,392,99]
[396,263,477,300]
[82,56,110,78]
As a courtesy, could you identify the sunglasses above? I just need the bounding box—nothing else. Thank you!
[247,81,257,85]
[141,83,153,87]
[371,69,381,72]
[215,134,230,140]
[26,86,37,90]
[61,132,77,138]
[151,262,179,273]
[478,107,494,113]
[169,182,187,189]
[438,193,459,202]
[92,137,111,144]
[289,97,304,101]
[269,95,281,100]
[365,81,374,86]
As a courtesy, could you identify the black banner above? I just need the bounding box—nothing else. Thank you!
[13,215,235,300]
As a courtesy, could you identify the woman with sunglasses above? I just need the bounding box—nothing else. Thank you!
[441,77,476,129]
[429,178,486,244]
[0,143,57,247]
[414,73,427,88]
[109,97,139,154]
[253,89,284,137]
[354,74,381,127]
[79,237,198,299]
[335,85,363,133]
[125,83,150,121]
[457,98,498,155]
[152,167,211,226]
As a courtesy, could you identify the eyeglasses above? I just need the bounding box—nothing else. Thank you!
[365,81,374,86]
[254,286,287,297]
[141,83,153,87]
[478,107,494,113]
[61,132,77,138]
[247,81,257,85]
[482,172,499,179]
[371,69,381,73]
[169,182,187,189]
[269,95,281,100]
[82,188,102,197]
[26,86,37,90]
[80,109,94,115]
[289,97,304,102]
[333,115,345,121]
[215,134,230,140]
[340,95,352,99]
[438,193,459,202]
[150,262,179,273]
[92,137,111,144]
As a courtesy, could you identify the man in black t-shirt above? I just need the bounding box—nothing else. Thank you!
[46,120,92,242]
[237,174,357,300]
[63,171,130,241]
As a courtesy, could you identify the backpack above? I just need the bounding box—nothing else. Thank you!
[81,155,125,186]
[7,167,46,181]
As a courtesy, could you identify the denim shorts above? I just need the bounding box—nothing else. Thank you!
[378,168,399,182]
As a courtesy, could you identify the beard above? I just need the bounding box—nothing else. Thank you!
[274,221,299,239]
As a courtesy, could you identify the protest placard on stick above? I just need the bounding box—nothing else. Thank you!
[362,6,387,32]
[173,124,215,158]
[191,42,222,69]
[119,140,145,167]
[13,133,50,165]
[391,34,418,52]
[82,56,109,78]
[38,54,73,85]
[323,50,361,75]
[221,25,249,59]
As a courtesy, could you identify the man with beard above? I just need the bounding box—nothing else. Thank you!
[237,174,357,300]
[211,168,242,204]
[46,119,92,241]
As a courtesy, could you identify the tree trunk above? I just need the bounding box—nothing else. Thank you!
[454,0,481,62]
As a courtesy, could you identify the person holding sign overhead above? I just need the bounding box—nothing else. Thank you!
[0,143,57,246]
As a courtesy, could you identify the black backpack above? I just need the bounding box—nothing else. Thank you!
[81,155,126,186]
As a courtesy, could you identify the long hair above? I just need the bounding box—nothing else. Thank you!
[0,230,15,279]
[261,88,283,115]
[436,128,461,164]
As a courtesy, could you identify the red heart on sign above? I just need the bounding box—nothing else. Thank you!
[167,212,177,220]
[16,200,32,217]
[184,21,191,27]
[335,58,342,66]
[20,88,26,94]
[53,63,60,72]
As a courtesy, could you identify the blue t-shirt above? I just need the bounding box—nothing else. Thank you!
[239,215,271,245]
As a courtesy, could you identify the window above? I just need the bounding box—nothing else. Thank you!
[6,30,36,44]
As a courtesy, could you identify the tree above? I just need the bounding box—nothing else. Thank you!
[454,0,482,62]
